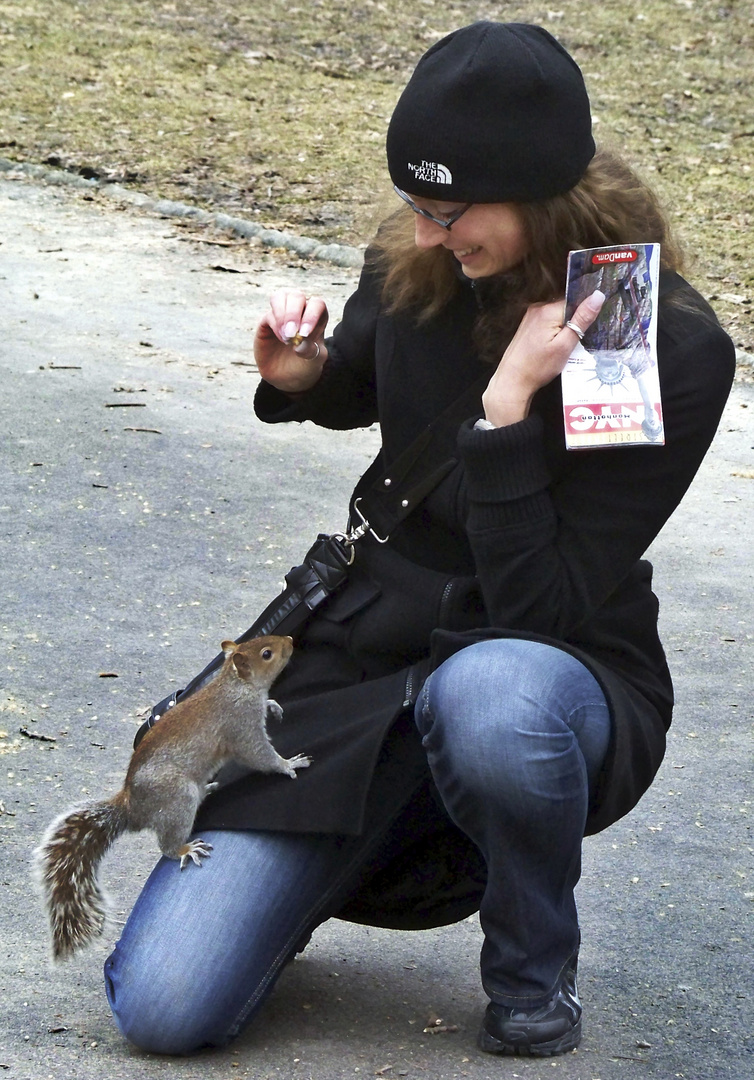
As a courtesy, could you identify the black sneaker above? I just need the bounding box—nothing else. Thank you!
[478,956,582,1057]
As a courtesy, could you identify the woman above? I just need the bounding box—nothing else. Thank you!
[105,22,735,1058]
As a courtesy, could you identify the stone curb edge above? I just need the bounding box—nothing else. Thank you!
[0,156,365,270]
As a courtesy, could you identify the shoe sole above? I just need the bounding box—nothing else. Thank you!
[478,1017,582,1058]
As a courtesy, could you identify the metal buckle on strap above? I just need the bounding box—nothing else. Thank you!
[346,497,390,545]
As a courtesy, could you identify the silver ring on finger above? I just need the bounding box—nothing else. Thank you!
[565,320,585,341]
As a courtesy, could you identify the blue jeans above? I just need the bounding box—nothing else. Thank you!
[105,639,610,1054]
[416,639,610,1006]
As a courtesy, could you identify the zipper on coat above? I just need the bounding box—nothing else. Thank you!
[403,667,414,709]
[438,578,455,629]
[404,657,433,709]
[401,669,414,712]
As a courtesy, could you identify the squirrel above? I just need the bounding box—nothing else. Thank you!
[33,634,309,961]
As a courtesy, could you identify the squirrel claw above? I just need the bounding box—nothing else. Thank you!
[284,753,311,777]
[178,838,214,869]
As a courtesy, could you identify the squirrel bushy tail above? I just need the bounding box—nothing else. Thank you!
[33,791,130,961]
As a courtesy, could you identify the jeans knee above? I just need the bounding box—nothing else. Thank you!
[105,942,230,1055]
[417,641,541,757]
[416,639,607,802]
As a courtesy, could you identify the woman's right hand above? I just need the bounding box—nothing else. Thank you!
[254,289,329,394]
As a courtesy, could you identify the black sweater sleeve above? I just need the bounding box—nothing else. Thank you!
[457,290,736,637]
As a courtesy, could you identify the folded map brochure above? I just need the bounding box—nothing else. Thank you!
[561,243,664,449]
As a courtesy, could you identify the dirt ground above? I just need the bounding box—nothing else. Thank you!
[0,0,752,350]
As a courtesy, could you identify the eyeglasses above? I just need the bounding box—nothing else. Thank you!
[393,185,472,231]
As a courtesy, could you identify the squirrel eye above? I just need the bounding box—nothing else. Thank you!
[261,648,273,661]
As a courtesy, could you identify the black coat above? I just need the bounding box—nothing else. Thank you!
[197,257,735,927]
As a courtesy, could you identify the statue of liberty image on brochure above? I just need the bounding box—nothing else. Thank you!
[562,243,664,448]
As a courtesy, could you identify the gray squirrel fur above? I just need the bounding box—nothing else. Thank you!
[33,635,308,961]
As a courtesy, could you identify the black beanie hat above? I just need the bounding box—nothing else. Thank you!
[386,22,595,204]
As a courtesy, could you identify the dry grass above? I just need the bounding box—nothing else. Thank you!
[1,0,751,349]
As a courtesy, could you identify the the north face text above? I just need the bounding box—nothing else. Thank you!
[407,160,453,184]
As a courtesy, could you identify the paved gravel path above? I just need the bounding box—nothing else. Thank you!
[2,175,752,1080]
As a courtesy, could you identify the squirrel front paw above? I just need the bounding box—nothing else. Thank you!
[177,838,214,869]
[284,753,311,778]
[267,698,284,722]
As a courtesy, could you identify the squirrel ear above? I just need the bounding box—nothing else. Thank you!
[231,651,251,680]
[221,640,237,658]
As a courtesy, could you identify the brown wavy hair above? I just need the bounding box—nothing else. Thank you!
[371,148,685,362]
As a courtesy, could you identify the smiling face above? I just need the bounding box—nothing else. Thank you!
[409,197,530,279]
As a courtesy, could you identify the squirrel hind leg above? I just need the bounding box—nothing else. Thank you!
[151,784,205,866]
[177,838,214,870]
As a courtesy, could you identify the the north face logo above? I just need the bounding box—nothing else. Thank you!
[407,160,452,184]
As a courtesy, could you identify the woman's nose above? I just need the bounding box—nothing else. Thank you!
[414,214,447,249]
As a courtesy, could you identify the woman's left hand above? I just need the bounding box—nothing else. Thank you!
[481,290,605,428]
